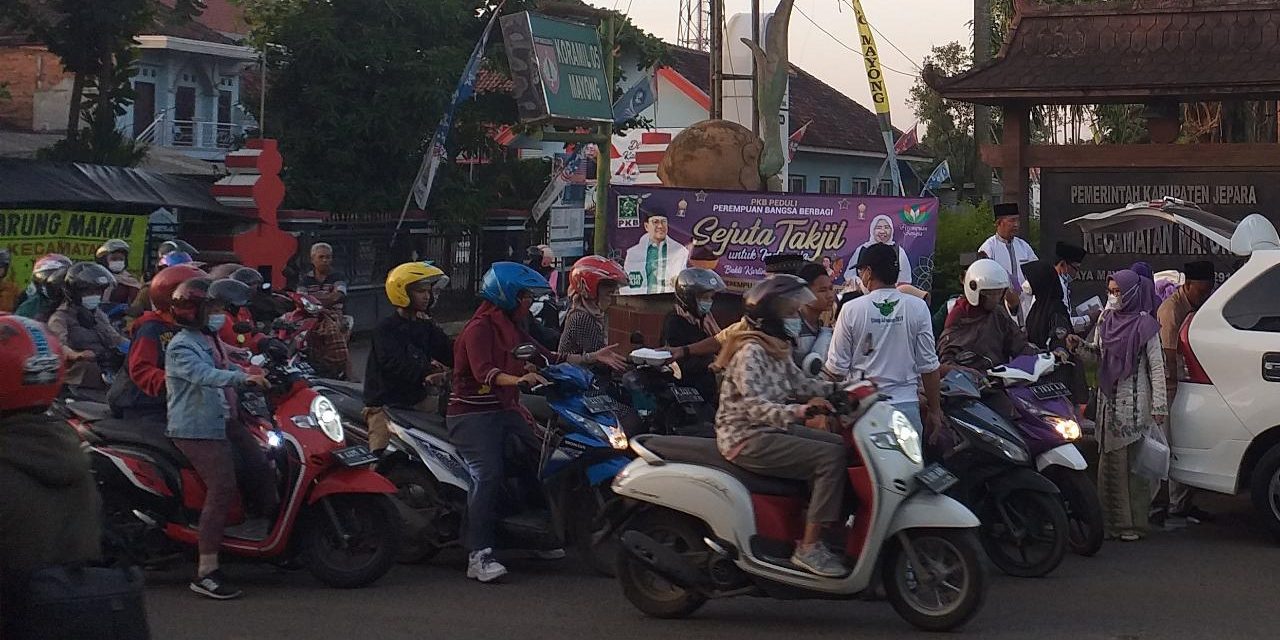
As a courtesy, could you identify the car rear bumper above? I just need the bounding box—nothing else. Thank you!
[1170,441,1249,495]
[1170,383,1251,495]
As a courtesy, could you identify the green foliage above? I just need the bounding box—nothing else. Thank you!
[910,42,975,190]
[932,200,994,302]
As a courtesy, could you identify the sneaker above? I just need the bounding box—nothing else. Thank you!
[189,570,243,600]
[466,548,508,583]
[791,542,849,578]
[1171,506,1216,524]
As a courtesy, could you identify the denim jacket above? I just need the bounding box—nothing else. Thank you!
[165,329,248,439]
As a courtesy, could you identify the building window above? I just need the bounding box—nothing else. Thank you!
[852,179,870,195]
[818,176,840,194]
[789,175,807,193]
[879,180,895,195]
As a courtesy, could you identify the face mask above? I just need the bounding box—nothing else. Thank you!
[108,260,126,274]
[1106,294,1121,310]
[206,314,227,332]
[783,317,803,339]
[80,295,102,311]
[697,300,714,316]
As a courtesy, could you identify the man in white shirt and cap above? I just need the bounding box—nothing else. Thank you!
[978,203,1037,326]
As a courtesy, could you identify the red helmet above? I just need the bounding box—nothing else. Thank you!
[0,313,65,412]
[568,255,628,299]
[170,278,213,328]
[149,264,206,313]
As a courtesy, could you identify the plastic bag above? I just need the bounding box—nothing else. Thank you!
[1133,422,1171,481]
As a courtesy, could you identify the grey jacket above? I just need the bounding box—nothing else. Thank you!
[165,329,249,439]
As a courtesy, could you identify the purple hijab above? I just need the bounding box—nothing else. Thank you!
[1098,269,1162,394]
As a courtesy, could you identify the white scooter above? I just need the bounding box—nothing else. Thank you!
[611,382,987,632]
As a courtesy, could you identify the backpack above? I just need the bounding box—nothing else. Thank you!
[10,565,150,640]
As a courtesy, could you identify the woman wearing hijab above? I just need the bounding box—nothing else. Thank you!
[840,215,912,290]
[1024,260,1087,405]
[1079,269,1167,542]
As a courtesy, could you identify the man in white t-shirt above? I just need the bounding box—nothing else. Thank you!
[978,203,1038,326]
[823,243,942,439]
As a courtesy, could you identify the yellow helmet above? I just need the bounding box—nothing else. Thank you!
[385,262,449,308]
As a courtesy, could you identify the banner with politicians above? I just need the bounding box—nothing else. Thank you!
[607,186,939,295]
[0,210,148,286]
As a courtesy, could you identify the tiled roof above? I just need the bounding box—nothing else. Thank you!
[662,46,917,157]
[926,0,1280,104]
[150,5,241,45]
[476,67,514,94]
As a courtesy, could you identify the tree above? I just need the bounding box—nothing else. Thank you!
[910,43,978,194]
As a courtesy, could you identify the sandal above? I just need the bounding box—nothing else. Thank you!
[1118,532,1142,542]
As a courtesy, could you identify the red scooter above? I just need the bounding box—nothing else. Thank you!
[84,349,401,588]
[274,291,348,379]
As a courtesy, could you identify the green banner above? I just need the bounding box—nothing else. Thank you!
[501,11,613,123]
[0,210,148,286]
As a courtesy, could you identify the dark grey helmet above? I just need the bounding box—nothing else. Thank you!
[209,278,252,308]
[95,238,130,259]
[64,262,115,298]
[673,267,726,316]
[230,267,266,290]
[743,274,815,341]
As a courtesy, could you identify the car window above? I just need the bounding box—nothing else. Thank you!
[1223,263,1280,333]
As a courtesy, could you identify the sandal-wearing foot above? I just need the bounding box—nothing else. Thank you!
[1118,532,1142,542]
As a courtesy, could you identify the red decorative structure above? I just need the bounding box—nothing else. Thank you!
[204,139,297,288]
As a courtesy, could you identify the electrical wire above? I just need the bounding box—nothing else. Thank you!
[837,0,925,71]
[792,4,919,78]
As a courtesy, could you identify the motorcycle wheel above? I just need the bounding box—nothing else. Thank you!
[382,465,450,564]
[302,494,401,588]
[617,509,708,619]
[883,528,987,632]
[1044,467,1105,557]
[570,484,619,577]
[979,489,1068,578]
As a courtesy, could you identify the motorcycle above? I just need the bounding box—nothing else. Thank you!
[938,365,1070,578]
[373,344,632,576]
[620,344,715,438]
[985,353,1104,557]
[83,349,402,588]
[274,291,348,379]
[610,381,986,631]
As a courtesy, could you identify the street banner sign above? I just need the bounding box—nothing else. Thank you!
[0,210,148,286]
[501,11,613,124]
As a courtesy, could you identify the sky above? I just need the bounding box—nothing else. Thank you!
[586,0,975,132]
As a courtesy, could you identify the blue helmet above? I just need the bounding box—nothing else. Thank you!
[480,261,550,311]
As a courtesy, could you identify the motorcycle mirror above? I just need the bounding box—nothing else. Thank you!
[512,343,540,361]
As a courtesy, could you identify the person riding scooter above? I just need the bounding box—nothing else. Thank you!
[165,277,273,600]
[558,255,629,366]
[660,267,726,409]
[714,275,847,577]
[96,239,142,307]
[363,262,454,454]
[16,253,72,321]
[47,262,128,391]
[448,262,625,583]
[129,250,199,319]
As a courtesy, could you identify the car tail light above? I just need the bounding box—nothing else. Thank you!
[1178,312,1212,385]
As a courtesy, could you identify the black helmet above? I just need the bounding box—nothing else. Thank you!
[743,275,815,342]
[230,267,266,290]
[673,267,726,317]
[31,254,73,300]
[209,278,252,308]
[207,263,243,279]
[63,262,115,299]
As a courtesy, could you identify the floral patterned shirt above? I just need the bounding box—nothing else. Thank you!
[715,341,834,457]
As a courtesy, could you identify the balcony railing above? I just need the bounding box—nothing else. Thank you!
[135,112,242,151]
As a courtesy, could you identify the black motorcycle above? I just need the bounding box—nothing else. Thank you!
[936,368,1070,578]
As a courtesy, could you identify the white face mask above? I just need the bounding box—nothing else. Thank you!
[1106,294,1121,310]
[783,317,803,339]
[108,260,126,274]
[81,295,102,311]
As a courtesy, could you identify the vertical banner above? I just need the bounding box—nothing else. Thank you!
[850,0,903,196]
[0,210,148,285]
[607,186,938,295]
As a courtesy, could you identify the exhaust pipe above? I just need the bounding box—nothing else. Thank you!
[620,530,705,589]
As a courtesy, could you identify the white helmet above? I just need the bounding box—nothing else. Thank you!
[963,258,1011,306]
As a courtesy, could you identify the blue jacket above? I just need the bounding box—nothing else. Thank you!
[164,329,248,439]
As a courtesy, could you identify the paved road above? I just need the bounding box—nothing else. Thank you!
[145,492,1279,640]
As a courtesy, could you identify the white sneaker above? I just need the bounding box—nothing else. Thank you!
[466,548,508,583]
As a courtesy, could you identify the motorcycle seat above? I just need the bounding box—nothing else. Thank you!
[641,436,807,497]
[386,406,449,442]
[90,419,190,467]
[65,400,114,423]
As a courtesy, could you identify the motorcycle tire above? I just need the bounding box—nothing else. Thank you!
[570,484,619,577]
[302,494,401,588]
[1044,467,1105,557]
[883,528,987,632]
[382,464,449,564]
[617,509,709,619]
[979,489,1068,578]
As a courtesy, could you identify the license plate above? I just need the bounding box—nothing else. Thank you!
[670,385,704,405]
[1030,382,1071,400]
[332,445,378,467]
[916,464,958,494]
[582,394,615,415]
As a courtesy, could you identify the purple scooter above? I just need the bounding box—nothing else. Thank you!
[988,353,1104,557]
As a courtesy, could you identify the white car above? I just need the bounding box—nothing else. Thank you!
[1071,199,1280,536]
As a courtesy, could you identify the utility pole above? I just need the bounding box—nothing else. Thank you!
[710,0,723,118]
[973,0,993,200]
[593,14,615,254]
[750,0,760,136]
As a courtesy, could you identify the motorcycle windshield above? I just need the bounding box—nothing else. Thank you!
[950,398,1027,447]
[941,370,983,399]
[543,363,594,391]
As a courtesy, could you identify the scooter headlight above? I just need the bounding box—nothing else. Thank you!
[310,395,345,443]
[869,410,923,465]
[953,417,1029,463]
[573,412,629,450]
[266,430,283,448]
[1046,416,1082,441]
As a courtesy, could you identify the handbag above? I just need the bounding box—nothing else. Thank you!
[10,564,150,640]
[1133,422,1171,481]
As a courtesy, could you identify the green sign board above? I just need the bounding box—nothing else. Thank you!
[501,11,613,124]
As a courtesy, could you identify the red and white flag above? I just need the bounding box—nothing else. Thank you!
[893,123,919,154]
[490,124,517,147]
[787,121,812,161]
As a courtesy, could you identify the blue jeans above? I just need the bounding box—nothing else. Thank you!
[893,401,923,437]
[447,410,539,551]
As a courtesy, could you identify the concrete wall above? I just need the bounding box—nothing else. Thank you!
[0,45,73,132]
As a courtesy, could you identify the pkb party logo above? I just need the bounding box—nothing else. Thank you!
[900,204,932,225]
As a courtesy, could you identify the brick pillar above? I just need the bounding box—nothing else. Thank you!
[210,139,297,288]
